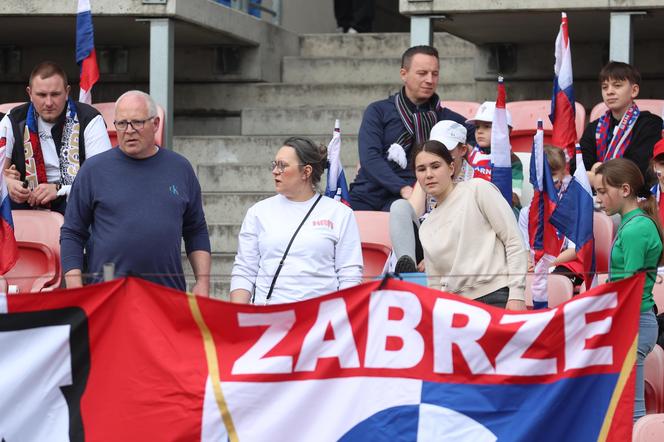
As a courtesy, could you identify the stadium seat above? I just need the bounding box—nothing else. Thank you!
[590,99,664,122]
[633,413,664,442]
[361,242,391,280]
[6,210,64,291]
[645,345,664,415]
[442,101,481,120]
[506,100,586,152]
[3,241,59,293]
[653,275,664,313]
[593,211,615,274]
[0,102,24,114]
[524,273,574,309]
[92,102,165,147]
[353,211,392,249]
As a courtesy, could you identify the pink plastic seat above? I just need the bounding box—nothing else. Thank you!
[506,100,586,152]
[442,101,481,120]
[633,413,664,442]
[0,102,24,114]
[353,211,391,249]
[590,99,664,122]
[593,211,615,274]
[645,345,664,414]
[361,242,391,280]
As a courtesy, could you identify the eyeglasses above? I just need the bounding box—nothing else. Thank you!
[270,160,303,173]
[113,116,156,132]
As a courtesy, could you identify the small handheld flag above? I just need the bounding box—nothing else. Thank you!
[76,0,100,104]
[490,76,513,206]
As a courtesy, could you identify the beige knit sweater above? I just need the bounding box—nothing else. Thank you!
[419,178,528,301]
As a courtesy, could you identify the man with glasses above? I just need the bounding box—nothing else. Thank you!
[1,61,112,214]
[61,90,211,295]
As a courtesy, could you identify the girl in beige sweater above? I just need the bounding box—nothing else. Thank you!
[414,140,528,310]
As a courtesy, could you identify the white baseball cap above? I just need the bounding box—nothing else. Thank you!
[466,101,514,128]
[429,120,467,151]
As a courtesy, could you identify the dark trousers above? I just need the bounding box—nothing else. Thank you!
[334,0,374,32]
[475,287,509,308]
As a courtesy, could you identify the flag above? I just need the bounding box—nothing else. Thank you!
[490,76,513,206]
[0,141,18,274]
[550,145,597,289]
[549,12,577,162]
[0,275,642,441]
[76,0,100,104]
[528,120,563,308]
[324,119,350,206]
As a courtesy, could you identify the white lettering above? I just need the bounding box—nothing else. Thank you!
[232,311,295,374]
[564,292,616,370]
[433,298,494,374]
[364,290,424,369]
[295,299,360,371]
[495,310,557,375]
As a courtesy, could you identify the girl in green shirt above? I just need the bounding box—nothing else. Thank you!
[595,158,663,421]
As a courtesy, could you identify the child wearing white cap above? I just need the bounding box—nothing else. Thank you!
[390,120,474,273]
[466,101,524,212]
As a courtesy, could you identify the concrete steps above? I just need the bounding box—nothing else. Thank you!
[242,106,364,135]
[299,33,475,58]
[282,56,474,84]
[202,192,273,224]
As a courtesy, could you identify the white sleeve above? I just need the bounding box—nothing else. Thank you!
[0,114,16,160]
[518,204,530,249]
[230,206,260,294]
[82,115,112,158]
[335,208,364,289]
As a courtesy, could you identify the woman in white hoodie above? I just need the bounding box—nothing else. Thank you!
[414,139,527,310]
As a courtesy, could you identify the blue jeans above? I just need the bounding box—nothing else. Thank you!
[635,309,658,421]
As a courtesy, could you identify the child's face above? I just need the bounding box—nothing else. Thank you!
[551,168,567,190]
[653,161,664,187]
[601,77,639,115]
[475,121,492,148]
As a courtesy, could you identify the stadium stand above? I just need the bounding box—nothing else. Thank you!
[590,99,664,122]
[443,101,481,120]
[360,242,392,280]
[506,100,586,152]
[633,413,664,442]
[593,211,616,274]
[0,102,23,114]
[354,211,392,278]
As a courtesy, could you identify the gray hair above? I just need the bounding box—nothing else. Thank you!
[115,90,158,117]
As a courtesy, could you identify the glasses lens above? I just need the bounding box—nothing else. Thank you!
[115,121,127,131]
[131,120,145,130]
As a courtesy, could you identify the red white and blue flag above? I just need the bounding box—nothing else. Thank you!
[490,77,513,206]
[550,145,597,290]
[549,12,577,162]
[0,275,643,440]
[76,0,100,104]
[324,119,350,206]
[0,142,18,274]
[528,120,563,308]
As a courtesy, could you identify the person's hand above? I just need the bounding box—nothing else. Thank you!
[6,176,29,203]
[27,183,57,207]
[587,162,602,188]
[191,280,210,297]
[506,299,527,311]
[3,165,19,181]
[400,185,413,199]
[417,260,425,272]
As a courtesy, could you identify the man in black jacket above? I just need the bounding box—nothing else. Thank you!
[1,61,111,214]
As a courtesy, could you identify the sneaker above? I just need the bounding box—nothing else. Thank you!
[347,27,358,34]
[395,255,417,274]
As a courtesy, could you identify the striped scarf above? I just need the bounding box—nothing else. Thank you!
[468,145,492,181]
[595,103,640,162]
[23,99,81,189]
[394,87,440,150]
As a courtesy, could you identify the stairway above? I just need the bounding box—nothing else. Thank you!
[175,32,477,299]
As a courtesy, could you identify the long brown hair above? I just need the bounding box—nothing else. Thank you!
[596,158,664,264]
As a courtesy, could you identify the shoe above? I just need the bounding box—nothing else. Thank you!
[336,26,344,33]
[347,27,358,34]
[395,255,417,274]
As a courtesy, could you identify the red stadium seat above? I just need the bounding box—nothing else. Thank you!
[3,241,59,293]
[653,275,664,314]
[6,210,64,291]
[507,100,587,152]
[590,99,664,122]
[645,345,664,414]
[353,211,392,249]
[361,242,391,280]
[633,413,664,442]
[442,101,481,120]
[524,273,574,309]
[92,101,166,147]
[0,102,24,114]
[593,211,615,274]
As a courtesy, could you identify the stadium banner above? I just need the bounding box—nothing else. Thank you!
[0,275,642,441]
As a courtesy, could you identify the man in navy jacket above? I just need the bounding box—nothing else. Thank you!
[349,45,475,211]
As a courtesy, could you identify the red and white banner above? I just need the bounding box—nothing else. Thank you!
[0,275,643,441]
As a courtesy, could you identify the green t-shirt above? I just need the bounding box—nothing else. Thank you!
[609,208,662,312]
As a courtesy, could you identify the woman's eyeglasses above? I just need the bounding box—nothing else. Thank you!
[270,161,303,173]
